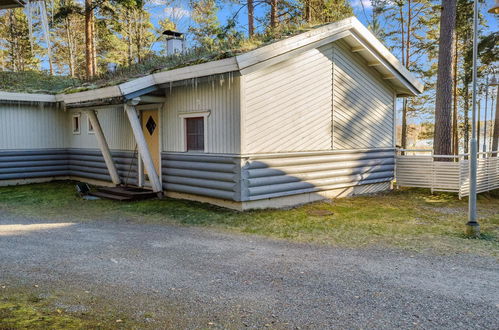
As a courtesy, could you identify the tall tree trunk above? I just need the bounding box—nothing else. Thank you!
[305,0,312,23]
[433,0,457,156]
[85,0,94,78]
[248,0,254,37]
[65,18,75,77]
[127,14,133,66]
[492,87,499,153]
[452,37,458,155]
[401,99,408,148]
[270,0,278,30]
[399,4,407,148]
[92,15,97,75]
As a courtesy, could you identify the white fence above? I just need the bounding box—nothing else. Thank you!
[396,150,499,198]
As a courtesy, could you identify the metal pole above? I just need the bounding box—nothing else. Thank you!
[466,0,480,236]
[483,74,489,152]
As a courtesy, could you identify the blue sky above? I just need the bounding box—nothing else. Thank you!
[144,0,498,40]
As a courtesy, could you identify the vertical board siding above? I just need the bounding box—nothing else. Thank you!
[0,103,67,149]
[241,149,394,200]
[162,74,241,154]
[333,40,395,149]
[67,106,135,151]
[242,45,334,153]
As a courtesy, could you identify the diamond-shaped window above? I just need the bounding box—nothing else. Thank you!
[145,116,156,135]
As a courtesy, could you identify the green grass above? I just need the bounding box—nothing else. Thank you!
[0,181,498,257]
[0,285,156,329]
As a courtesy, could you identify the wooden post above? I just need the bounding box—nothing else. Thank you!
[124,102,162,193]
[86,110,121,185]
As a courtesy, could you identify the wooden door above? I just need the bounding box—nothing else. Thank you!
[140,110,160,175]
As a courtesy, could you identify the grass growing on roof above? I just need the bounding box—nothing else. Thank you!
[0,21,339,95]
[1,181,498,257]
[0,71,81,94]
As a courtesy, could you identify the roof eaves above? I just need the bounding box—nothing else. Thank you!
[235,17,355,71]
[350,18,424,94]
[0,91,57,103]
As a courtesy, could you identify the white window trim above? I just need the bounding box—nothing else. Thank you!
[179,111,210,153]
[87,114,95,135]
[72,113,81,135]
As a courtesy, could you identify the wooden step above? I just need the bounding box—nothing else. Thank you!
[89,191,133,201]
[97,187,157,200]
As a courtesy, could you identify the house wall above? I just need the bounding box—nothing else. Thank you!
[161,74,241,154]
[67,107,135,151]
[241,45,334,154]
[240,39,396,154]
[332,40,395,149]
[240,149,394,201]
[0,102,67,149]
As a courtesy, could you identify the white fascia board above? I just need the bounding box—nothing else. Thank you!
[0,91,57,103]
[236,17,355,70]
[235,16,423,96]
[119,75,156,96]
[60,85,122,104]
[350,18,424,94]
[153,57,239,86]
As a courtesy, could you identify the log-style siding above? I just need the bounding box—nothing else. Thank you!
[161,74,241,154]
[0,148,137,183]
[241,149,394,200]
[161,153,240,201]
[332,40,395,149]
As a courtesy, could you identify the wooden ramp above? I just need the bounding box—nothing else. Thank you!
[90,186,157,201]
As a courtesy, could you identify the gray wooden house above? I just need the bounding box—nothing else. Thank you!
[0,17,423,210]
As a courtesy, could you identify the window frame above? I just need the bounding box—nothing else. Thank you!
[87,114,95,135]
[72,113,81,135]
[179,111,210,153]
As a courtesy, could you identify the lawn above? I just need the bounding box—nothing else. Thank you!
[0,181,498,257]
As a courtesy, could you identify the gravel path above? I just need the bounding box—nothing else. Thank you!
[0,210,498,329]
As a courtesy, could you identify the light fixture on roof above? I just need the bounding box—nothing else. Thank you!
[488,0,499,14]
[162,30,185,56]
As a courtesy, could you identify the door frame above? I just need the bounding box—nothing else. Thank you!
[136,104,162,187]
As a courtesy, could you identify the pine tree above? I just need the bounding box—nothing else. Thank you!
[189,0,221,50]
[433,0,457,156]
[0,8,40,71]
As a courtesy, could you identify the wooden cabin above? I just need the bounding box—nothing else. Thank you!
[0,17,423,210]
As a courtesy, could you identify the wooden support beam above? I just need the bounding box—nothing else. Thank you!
[351,46,365,52]
[85,110,121,185]
[383,75,396,80]
[124,102,163,193]
[367,62,382,67]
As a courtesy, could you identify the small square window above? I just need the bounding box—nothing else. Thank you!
[87,116,95,134]
[72,114,80,134]
[185,117,204,151]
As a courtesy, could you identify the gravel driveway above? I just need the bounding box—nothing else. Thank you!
[1,210,498,329]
